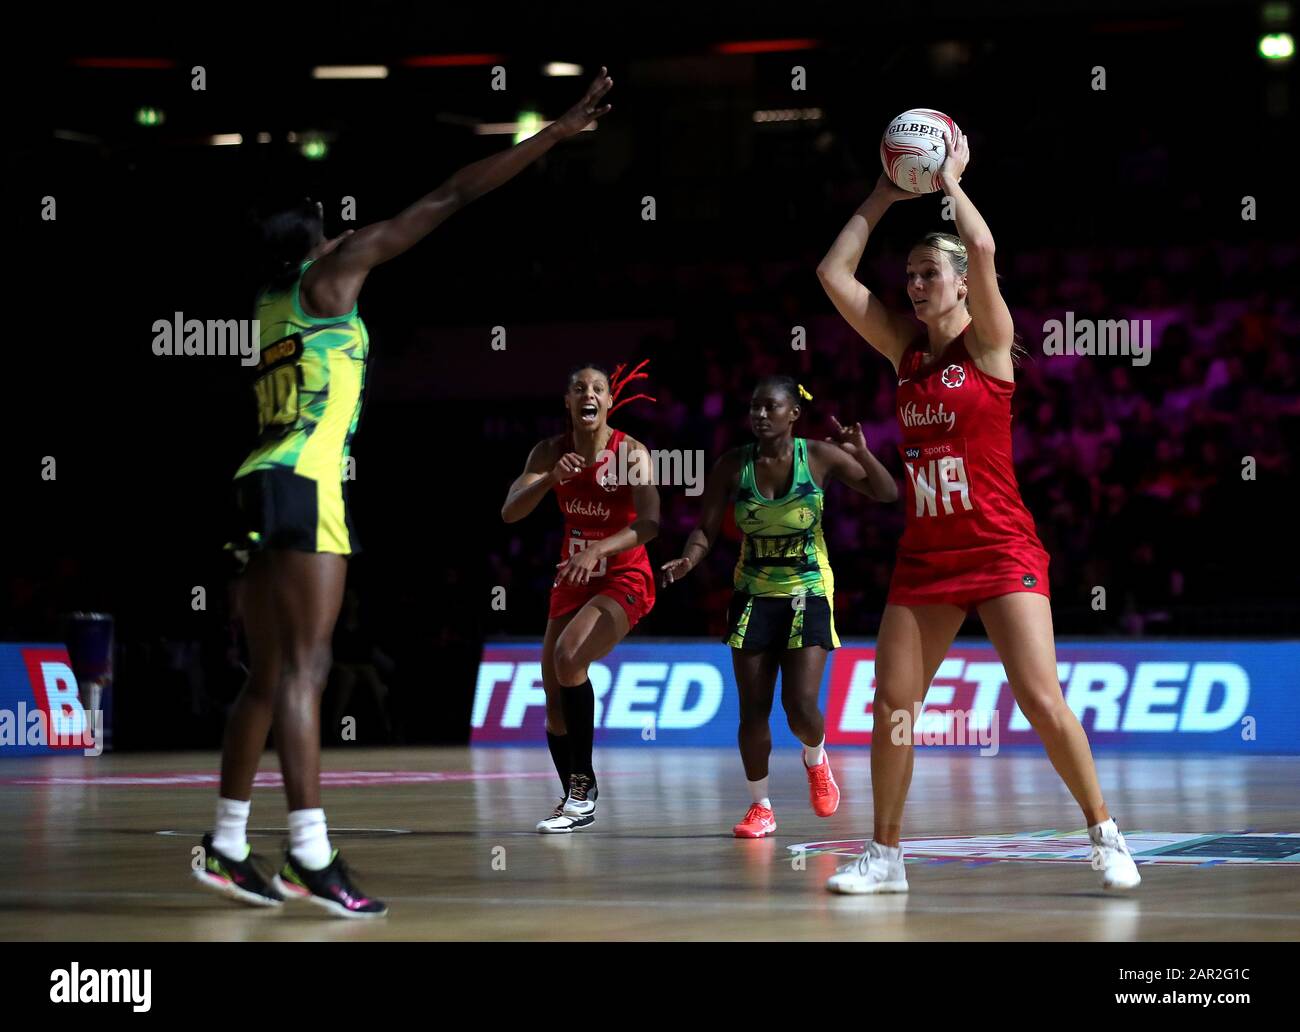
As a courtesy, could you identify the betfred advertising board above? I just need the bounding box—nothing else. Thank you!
[473,640,1299,753]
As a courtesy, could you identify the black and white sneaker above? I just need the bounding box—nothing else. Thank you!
[273,850,388,919]
[562,773,598,818]
[192,833,284,907]
[536,796,594,833]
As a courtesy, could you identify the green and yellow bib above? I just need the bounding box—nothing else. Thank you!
[732,437,834,598]
[235,260,369,484]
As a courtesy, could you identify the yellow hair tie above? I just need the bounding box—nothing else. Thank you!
[797,384,813,401]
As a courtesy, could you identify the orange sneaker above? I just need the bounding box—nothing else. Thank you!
[733,803,777,838]
[804,753,840,817]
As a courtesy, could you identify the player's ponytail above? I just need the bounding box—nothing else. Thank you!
[917,231,1027,365]
[607,358,656,415]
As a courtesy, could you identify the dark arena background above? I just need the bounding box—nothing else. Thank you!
[1,0,1297,1001]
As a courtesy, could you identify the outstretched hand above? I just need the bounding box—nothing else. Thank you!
[552,66,614,139]
[660,556,693,587]
[825,414,870,461]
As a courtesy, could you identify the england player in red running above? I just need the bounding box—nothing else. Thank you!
[816,125,1140,892]
[501,361,660,832]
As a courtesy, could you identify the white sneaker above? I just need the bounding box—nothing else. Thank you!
[536,797,594,834]
[1089,818,1141,890]
[562,773,598,818]
[825,840,909,894]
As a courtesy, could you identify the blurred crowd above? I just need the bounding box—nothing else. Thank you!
[488,239,1300,637]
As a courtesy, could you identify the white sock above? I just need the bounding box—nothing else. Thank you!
[803,736,826,767]
[288,808,332,870]
[871,840,903,861]
[1089,818,1118,844]
[747,777,771,809]
[213,797,250,860]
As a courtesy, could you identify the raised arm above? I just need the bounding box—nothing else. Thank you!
[660,448,743,586]
[816,174,921,372]
[935,127,1015,367]
[303,68,614,314]
[813,422,899,503]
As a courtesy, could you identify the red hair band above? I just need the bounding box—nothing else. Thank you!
[608,358,656,415]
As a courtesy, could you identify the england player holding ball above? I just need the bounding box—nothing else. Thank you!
[816,117,1141,894]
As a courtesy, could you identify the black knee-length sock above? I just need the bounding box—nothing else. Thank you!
[545,730,570,795]
[560,679,596,780]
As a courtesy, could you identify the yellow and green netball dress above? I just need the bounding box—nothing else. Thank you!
[725,437,840,651]
[230,260,369,556]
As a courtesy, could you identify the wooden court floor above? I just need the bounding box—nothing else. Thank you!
[1,747,1296,941]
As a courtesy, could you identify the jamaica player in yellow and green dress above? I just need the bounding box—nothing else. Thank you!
[193,69,616,917]
[661,377,898,838]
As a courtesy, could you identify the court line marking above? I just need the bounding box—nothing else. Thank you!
[1,890,1296,923]
[0,770,585,788]
[376,896,1300,921]
[155,828,412,836]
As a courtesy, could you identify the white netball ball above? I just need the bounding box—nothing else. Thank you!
[880,108,959,194]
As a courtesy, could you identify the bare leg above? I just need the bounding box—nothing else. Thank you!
[551,595,631,688]
[551,595,632,784]
[267,551,348,812]
[218,553,279,801]
[732,649,781,781]
[778,647,829,747]
[541,610,579,735]
[976,592,1108,826]
[871,603,967,846]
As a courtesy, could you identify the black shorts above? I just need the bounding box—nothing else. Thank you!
[723,592,839,651]
[226,468,359,567]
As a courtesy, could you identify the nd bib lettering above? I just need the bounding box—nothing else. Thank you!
[567,536,608,577]
[252,334,304,433]
[903,440,974,517]
[750,533,807,562]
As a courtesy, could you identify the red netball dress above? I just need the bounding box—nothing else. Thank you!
[888,326,1050,608]
[549,427,657,628]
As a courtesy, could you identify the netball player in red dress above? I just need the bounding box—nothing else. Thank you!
[501,361,659,832]
[816,127,1140,892]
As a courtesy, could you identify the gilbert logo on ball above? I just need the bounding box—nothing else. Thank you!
[881,108,958,194]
